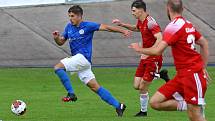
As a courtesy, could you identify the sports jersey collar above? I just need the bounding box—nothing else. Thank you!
[171,16,185,24]
[71,21,85,27]
[172,16,184,21]
[138,14,149,24]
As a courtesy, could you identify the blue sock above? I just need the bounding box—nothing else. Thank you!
[96,87,120,109]
[55,68,74,94]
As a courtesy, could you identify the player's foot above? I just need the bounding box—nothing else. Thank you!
[134,111,147,117]
[116,103,126,117]
[159,69,170,82]
[62,93,77,102]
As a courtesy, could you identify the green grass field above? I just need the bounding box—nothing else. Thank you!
[0,67,214,121]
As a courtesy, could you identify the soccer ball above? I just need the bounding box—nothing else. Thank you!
[11,100,27,116]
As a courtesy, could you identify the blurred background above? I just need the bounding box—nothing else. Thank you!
[0,0,215,67]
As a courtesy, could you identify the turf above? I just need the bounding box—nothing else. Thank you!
[0,67,214,121]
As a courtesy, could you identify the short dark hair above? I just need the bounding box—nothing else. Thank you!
[68,5,83,16]
[167,0,183,13]
[131,0,146,11]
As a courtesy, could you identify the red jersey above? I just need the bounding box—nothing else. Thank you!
[136,15,162,62]
[163,16,203,72]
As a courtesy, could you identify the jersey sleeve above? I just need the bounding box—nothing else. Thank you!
[88,22,101,32]
[163,23,180,45]
[147,19,161,35]
[62,23,69,40]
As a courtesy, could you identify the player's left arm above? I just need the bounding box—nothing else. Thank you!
[196,36,209,68]
[152,32,162,47]
[99,24,131,37]
[129,40,168,56]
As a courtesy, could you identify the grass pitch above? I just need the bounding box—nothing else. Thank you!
[0,67,214,121]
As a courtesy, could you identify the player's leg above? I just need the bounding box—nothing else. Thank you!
[55,54,91,102]
[134,60,148,116]
[54,61,77,102]
[150,91,178,111]
[135,61,161,116]
[135,79,150,116]
[134,60,145,90]
[78,59,126,116]
[150,76,187,111]
[133,77,142,90]
[187,104,206,121]
[184,69,207,121]
[158,69,170,82]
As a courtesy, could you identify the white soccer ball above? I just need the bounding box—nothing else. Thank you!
[11,100,27,116]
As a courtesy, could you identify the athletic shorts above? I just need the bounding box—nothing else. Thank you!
[60,54,95,84]
[135,59,162,82]
[158,69,207,105]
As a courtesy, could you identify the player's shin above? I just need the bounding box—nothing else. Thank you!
[55,68,74,94]
[140,93,149,112]
[96,86,120,109]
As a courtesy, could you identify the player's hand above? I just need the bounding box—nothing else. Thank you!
[52,30,60,39]
[112,19,123,26]
[203,68,212,85]
[123,30,132,37]
[128,42,142,53]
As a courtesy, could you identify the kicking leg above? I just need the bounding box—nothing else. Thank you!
[86,79,126,117]
[54,62,77,102]
[78,68,126,117]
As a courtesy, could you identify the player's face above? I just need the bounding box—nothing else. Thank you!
[68,12,82,26]
[131,7,144,19]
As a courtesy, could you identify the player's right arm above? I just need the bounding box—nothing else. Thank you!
[196,36,211,83]
[196,36,209,68]
[112,19,139,32]
[52,31,66,46]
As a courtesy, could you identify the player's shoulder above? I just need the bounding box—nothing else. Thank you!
[82,21,99,25]
[164,17,186,34]
[146,15,159,28]
[64,22,73,30]
[146,15,157,23]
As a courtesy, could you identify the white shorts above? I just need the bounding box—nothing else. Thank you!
[60,54,95,84]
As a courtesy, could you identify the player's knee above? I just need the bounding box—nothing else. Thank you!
[54,63,65,70]
[54,65,59,70]
[133,84,139,90]
[90,86,99,92]
[87,79,100,92]
[149,99,162,111]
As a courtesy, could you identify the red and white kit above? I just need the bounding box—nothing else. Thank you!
[159,16,207,105]
[135,15,163,82]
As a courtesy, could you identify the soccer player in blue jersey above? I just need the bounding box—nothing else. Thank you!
[52,5,131,117]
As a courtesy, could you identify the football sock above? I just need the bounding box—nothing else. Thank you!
[55,68,74,94]
[177,100,187,111]
[140,93,149,112]
[96,87,120,109]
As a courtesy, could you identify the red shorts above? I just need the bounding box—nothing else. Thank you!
[135,59,162,82]
[158,69,207,105]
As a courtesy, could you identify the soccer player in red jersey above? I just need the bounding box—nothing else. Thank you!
[129,0,209,120]
[112,0,169,117]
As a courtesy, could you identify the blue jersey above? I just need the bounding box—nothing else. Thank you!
[62,21,100,63]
